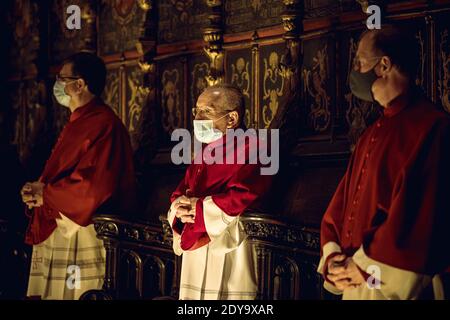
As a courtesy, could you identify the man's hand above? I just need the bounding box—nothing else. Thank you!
[327,256,365,291]
[21,183,34,203]
[342,257,365,287]
[326,254,347,290]
[174,193,199,224]
[20,182,44,209]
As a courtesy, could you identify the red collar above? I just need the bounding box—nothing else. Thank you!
[383,89,418,118]
[69,97,102,122]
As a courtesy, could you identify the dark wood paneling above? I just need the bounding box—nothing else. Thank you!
[99,0,146,56]
[188,53,210,131]
[259,42,287,129]
[300,35,336,138]
[50,0,89,63]
[125,63,148,151]
[436,11,450,112]
[224,0,284,34]
[157,58,186,148]
[158,0,209,44]
[103,66,121,117]
[226,48,253,127]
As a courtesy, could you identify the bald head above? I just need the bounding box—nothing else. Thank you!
[195,83,245,131]
[200,84,245,119]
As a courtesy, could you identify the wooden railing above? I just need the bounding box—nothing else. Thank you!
[80,213,327,300]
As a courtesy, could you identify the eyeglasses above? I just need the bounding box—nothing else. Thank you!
[352,56,383,70]
[192,107,236,118]
[56,74,80,82]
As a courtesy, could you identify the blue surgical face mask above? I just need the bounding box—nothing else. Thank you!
[53,80,75,107]
[193,113,229,144]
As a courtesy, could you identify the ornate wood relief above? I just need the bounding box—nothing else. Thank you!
[159,59,185,145]
[81,1,98,53]
[272,256,299,299]
[203,0,225,86]
[99,0,147,56]
[301,37,334,135]
[87,214,322,300]
[227,50,253,127]
[224,0,284,34]
[304,0,340,18]
[161,69,182,132]
[126,64,150,150]
[189,54,210,126]
[158,0,209,44]
[260,43,286,128]
[88,215,177,299]
[268,0,303,154]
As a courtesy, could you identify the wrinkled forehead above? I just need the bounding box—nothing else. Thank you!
[197,88,228,111]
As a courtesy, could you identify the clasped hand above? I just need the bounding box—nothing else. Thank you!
[173,189,199,224]
[326,254,365,291]
[20,182,44,209]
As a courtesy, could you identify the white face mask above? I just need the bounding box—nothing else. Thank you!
[193,113,229,144]
[53,80,75,107]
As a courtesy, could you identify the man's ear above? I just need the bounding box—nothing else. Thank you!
[380,56,392,74]
[76,78,87,92]
[227,111,239,129]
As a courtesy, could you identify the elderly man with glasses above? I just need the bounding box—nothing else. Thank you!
[167,83,272,300]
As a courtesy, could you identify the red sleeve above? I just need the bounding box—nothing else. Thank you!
[210,163,273,216]
[180,163,273,251]
[179,198,207,251]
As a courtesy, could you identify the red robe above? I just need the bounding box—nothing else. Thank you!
[321,90,450,275]
[25,98,137,245]
[170,132,272,251]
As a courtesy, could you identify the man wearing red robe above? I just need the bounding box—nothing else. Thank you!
[167,84,272,299]
[318,26,450,299]
[20,52,136,300]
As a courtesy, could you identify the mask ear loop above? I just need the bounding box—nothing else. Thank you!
[59,79,78,96]
[216,111,239,129]
[212,112,231,122]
